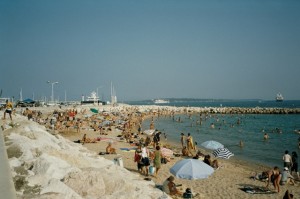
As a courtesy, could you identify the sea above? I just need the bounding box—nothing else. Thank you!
[126,99,300,168]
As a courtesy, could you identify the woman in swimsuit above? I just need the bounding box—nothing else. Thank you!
[265,166,281,193]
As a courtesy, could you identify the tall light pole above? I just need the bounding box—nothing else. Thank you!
[47,81,59,103]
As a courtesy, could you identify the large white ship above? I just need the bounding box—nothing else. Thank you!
[275,93,284,102]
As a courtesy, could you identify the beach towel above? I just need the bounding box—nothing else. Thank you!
[240,186,276,194]
[119,148,137,152]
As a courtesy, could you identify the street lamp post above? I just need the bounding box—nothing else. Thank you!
[47,81,59,103]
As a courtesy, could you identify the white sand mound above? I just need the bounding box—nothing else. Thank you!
[4,114,169,199]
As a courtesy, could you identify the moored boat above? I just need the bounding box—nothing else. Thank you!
[153,99,170,104]
[81,91,105,105]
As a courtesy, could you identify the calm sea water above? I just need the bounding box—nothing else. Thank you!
[127,99,300,168]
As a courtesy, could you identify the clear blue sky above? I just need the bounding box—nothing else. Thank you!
[1,0,300,101]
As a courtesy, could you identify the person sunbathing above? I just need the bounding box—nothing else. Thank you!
[162,176,182,196]
[81,134,97,144]
[204,155,219,169]
[106,143,116,154]
[182,146,189,156]
[280,167,296,186]
[251,171,269,181]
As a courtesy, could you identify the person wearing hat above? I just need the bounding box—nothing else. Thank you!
[281,167,296,186]
[162,176,182,196]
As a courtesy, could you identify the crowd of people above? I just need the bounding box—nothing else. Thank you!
[253,150,299,195]
[2,101,299,198]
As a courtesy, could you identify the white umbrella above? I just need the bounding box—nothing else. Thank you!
[201,140,224,150]
[212,148,234,159]
[170,159,214,180]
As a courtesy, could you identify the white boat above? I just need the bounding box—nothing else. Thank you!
[154,99,170,104]
[276,93,284,102]
[81,91,104,105]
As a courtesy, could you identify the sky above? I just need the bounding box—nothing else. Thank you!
[1,0,300,102]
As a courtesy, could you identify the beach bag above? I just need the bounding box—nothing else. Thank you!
[149,166,155,175]
[161,157,167,164]
[183,188,193,198]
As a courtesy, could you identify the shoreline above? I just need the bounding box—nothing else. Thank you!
[2,104,299,198]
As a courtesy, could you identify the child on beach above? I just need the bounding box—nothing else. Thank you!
[106,143,116,154]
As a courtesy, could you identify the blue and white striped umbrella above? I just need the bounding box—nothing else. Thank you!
[212,148,234,159]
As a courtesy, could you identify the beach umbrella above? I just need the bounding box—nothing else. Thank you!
[161,147,174,157]
[201,140,224,150]
[170,159,214,180]
[212,148,234,159]
[90,108,99,114]
[143,129,156,136]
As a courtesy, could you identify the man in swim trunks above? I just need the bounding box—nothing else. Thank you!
[3,99,13,120]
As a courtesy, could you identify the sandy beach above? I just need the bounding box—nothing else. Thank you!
[64,124,299,199]
[1,104,299,199]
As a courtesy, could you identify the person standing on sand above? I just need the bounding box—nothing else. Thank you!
[141,144,150,176]
[153,145,163,177]
[150,120,155,130]
[180,133,185,148]
[3,99,13,121]
[138,123,142,134]
[153,131,161,148]
[134,145,143,174]
[291,151,299,179]
[283,150,292,171]
[265,166,281,193]
[186,133,194,155]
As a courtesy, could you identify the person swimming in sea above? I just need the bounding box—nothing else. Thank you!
[239,140,244,148]
[264,133,269,140]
